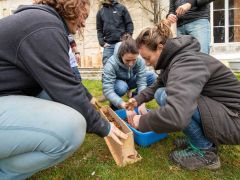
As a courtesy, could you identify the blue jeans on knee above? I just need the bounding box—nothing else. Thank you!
[102,44,115,66]
[114,71,157,97]
[0,94,86,180]
[177,19,210,54]
[154,88,213,149]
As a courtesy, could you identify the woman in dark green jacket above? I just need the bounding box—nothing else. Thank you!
[126,20,240,170]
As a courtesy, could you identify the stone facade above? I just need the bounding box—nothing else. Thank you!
[1,0,239,77]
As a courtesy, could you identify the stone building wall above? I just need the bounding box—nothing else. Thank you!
[0,0,169,69]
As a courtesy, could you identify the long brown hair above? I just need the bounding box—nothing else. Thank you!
[136,20,172,51]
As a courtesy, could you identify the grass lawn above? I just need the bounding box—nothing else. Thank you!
[31,78,240,180]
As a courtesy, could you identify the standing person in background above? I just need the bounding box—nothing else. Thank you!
[96,0,134,102]
[0,0,127,179]
[68,35,82,81]
[167,0,214,54]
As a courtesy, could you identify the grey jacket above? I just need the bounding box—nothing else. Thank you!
[135,35,240,145]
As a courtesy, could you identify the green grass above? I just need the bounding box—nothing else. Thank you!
[31,79,240,180]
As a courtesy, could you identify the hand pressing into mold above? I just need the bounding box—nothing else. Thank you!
[107,123,128,145]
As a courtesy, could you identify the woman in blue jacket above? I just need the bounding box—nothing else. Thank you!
[102,35,157,120]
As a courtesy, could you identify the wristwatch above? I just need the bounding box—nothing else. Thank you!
[75,52,80,55]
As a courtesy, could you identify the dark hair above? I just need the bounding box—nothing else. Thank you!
[118,34,139,58]
[136,20,172,51]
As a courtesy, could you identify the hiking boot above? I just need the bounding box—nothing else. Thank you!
[169,143,220,170]
[173,138,190,149]
[98,95,107,102]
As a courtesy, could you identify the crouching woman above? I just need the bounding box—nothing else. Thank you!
[126,20,240,170]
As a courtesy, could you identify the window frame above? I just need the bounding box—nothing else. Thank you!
[211,0,240,44]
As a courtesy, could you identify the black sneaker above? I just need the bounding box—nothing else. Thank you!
[173,138,190,149]
[169,143,220,170]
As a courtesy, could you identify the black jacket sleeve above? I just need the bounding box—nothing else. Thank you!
[96,10,105,47]
[138,56,210,133]
[123,6,134,35]
[17,27,110,137]
[187,0,214,7]
[167,0,176,17]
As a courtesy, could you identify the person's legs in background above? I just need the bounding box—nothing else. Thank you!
[102,44,115,66]
[99,44,116,102]
[0,95,86,179]
[109,80,129,110]
[145,71,157,86]
[177,24,187,36]
[72,66,82,82]
[154,88,220,170]
[127,71,157,97]
[184,19,211,54]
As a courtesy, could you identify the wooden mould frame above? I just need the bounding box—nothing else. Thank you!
[99,106,142,166]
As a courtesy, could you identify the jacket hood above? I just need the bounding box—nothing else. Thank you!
[15,4,69,34]
[155,35,200,70]
[112,42,137,70]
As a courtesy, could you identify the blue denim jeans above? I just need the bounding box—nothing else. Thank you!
[102,44,115,66]
[177,19,210,54]
[154,88,213,149]
[72,66,82,82]
[114,71,157,97]
[0,94,86,179]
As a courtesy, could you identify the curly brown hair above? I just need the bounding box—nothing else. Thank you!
[33,0,90,21]
[136,20,172,51]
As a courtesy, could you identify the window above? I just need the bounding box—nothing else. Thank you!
[212,0,240,43]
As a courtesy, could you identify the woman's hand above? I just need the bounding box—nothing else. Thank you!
[129,115,141,129]
[138,103,148,115]
[126,110,137,125]
[107,123,128,145]
[126,98,138,111]
[167,14,178,23]
[119,102,127,109]
[176,3,192,16]
[90,97,97,109]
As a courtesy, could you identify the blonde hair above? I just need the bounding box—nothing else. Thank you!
[34,0,90,21]
[136,20,172,51]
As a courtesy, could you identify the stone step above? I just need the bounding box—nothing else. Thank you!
[79,68,102,80]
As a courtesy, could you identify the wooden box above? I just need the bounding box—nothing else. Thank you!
[99,106,141,166]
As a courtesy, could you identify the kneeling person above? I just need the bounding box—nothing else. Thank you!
[102,35,157,119]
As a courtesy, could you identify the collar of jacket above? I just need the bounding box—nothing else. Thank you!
[102,0,118,6]
[15,4,69,35]
[154,35,201,70]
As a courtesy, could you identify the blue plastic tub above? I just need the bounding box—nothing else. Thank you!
[115,109,167,147]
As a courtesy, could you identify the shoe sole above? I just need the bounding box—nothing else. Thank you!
[170,156,221,171]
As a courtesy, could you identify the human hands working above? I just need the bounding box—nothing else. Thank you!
[167,14,178,23]
[103,43,110,48]
[107,123,128,145]
[128,115,141,129]
[126,110,137,125]
[176,3,192,16]
[125,98,138,111]
[138,103,148,115]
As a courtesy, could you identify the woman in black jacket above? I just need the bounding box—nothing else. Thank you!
[0,0,126,179]
[126,20,240,170]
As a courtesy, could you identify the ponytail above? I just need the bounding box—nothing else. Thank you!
[136,19,172,51]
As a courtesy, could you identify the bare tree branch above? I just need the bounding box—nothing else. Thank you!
[137,0,154,15]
